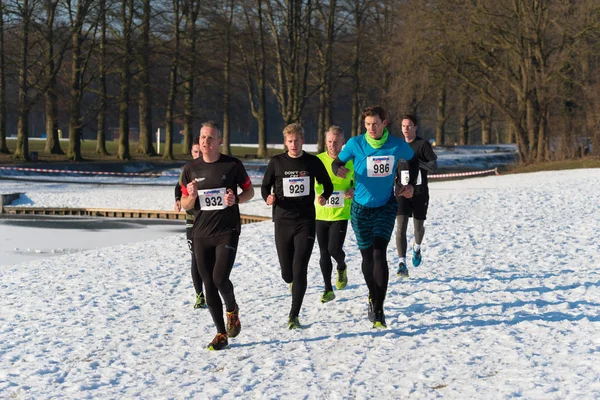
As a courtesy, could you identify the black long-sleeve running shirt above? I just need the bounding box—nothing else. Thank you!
[261,152,333,222]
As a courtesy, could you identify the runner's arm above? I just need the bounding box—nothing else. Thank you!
[261,160,276,202]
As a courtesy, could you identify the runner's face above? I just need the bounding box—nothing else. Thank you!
[191,144,201,159]
[326,132,344,158]
[284,133,304,157]
[364,116,387,140]
[401,119,417,142]
[199,126,221,158]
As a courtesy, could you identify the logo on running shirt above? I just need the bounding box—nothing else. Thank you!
[285,170,309,177]
[194,177,206,182]
[203,189,222,195]
[221,175,227,180]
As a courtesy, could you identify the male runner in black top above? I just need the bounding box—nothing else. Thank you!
[261,122,333,329]
[181,121,254,350]
[174,142,206,308]
[395,115,438,277]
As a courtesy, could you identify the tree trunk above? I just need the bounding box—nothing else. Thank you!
[458,87,469,145]
[350,0,361,137]
[67,21,83,161]
[14,0,31,161]
[96,0,108,155]
[0,0,8,154]
[221,0,234,156]
[182,2,200,154]
[137,0,155,156]
[118,0,133,160]
[163,0,180,161]
[435,85,446,146]
[43,1,63,155]
[480,103,493,145]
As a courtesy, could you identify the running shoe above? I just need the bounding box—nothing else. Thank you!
[336,268,348,290]
[207,333,228,350]
[288,315,301,330]
[368,295,375,323]
[194,291,207,309]
[412,247,422,267]
[396,262,409,278]
[226,304,241,338]
[320,290,336,303]
[373,310,387,329]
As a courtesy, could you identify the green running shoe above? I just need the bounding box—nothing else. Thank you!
[194,291,207,309]
[207,333,228,350]
[396,262,409,279]
[288,316,301,330]
[372,310,387,329]
[320,290,336,303]
[336,268,348,290]
[368,295,375,322]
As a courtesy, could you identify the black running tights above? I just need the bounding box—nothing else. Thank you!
[186,226,203,295]
[316,220,348,291]
[360,236,389,313]
[274,219,316,318]
[193,231,239,334]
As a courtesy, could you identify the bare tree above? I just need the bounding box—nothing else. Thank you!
[41,0,64,155]
[0,0,8,154]
[314,0,337,152]
[95,0,108,155]
[220,0,235,155]
[265,0,314,125]
[65,0,98,161]
[237,0,268,157]
[181,0,201,154]
[163,0,183,160]
[117,0,134,160]
[14,0,32,160]
[136,0,155,156]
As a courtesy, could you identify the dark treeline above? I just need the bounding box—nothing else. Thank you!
[0,0,598,163]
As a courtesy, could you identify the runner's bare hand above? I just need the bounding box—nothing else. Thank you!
[225,188,236,207]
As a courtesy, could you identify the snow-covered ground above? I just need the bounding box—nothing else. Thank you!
[1,167,599,399]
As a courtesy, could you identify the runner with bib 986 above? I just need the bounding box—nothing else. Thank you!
[332,105,419,328]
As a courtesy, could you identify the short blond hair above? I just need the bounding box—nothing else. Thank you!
[283,122,304,139]
[327,125,344,137]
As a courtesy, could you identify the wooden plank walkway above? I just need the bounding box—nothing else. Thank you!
[1,206,271,225]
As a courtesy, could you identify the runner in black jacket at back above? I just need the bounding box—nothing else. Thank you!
[174,142,206,309]
[261,123,333,329]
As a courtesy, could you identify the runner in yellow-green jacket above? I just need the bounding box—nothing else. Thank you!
[315,126,355,303]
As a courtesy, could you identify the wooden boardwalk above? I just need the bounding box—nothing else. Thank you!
[1,205,270,225]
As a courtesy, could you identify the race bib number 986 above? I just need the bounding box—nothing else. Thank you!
[198,187,227,211]
[283,176,309,197]
[367,156,394,177]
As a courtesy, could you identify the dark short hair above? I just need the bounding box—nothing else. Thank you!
[362,105,387,121]
[193,136,200,144]
[401,114,418,126]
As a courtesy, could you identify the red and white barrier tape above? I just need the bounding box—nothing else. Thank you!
[429,167,499,179]
[1,165,500,180]
[0,166,180,177]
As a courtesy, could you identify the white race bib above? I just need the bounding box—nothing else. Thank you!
[198,187,226,211]
[367,155,394,177]
[283,176,309,197]
[400,170,410,185]
[324,191,344,208]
